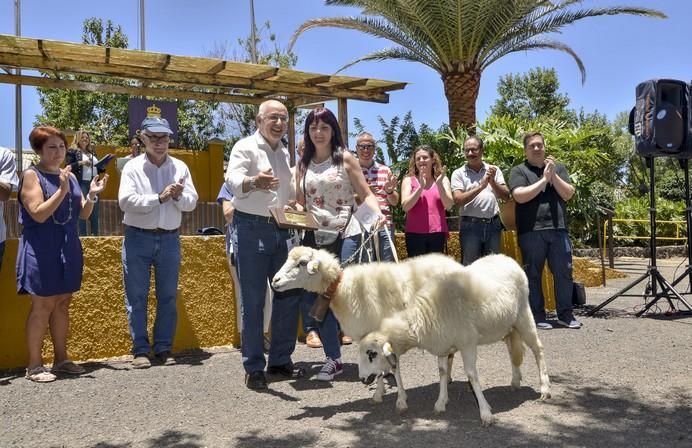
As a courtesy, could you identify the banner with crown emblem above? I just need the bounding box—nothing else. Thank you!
[128,99,179,148]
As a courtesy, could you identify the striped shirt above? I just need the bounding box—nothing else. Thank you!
[360,161,393,227]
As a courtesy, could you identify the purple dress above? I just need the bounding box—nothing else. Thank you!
[16,167,84,296]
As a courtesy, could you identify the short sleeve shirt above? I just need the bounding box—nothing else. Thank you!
[0,148,19,243]
[450,162,505,219]
[508,160,571,234]
[360,161,394,227]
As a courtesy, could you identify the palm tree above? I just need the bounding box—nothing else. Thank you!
[289,0,665,132]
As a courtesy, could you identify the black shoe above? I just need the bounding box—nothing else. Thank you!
[267,362,305,378]
[155,351,176,366]
[245,371,268,390]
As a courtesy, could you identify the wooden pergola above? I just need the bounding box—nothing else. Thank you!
[0,34,407,161]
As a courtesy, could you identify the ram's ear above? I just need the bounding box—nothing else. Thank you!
[382,342,397,368]
[306,260,320,275]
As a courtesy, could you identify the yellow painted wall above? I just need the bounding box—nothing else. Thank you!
[0,231,556,370]
[90,141,225,202]
[0,236,237,370]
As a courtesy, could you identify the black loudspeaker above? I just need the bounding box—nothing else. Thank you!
[629,79,689,158]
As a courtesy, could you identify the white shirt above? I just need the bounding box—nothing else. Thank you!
[81,151,98,181]
[225,131,295,217]
[450,162,505,219]
[118,153,198,230]
[0,147,19,243]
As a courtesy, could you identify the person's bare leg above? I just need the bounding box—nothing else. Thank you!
[26,295,57,368]
[49,294,73,364]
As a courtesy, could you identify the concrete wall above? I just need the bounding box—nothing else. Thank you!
[0,236,237,370]
[0,231,555,370]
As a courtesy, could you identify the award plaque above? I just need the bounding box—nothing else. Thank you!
[270,206,319,230]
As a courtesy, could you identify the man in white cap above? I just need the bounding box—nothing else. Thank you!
[118,116,198,368]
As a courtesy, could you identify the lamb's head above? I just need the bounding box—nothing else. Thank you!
[358,331,398,386]
[271,246,340,293]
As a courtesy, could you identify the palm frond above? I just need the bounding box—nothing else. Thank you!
[482,38,586,82]
[334,47,436,74]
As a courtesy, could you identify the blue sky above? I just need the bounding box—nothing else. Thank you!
[1,0,690,150]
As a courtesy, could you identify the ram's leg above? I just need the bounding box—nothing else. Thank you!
[447,353,454,383]
[372,375,385,403]
[393,365,408,413]
[434,355,450,413]
[516,316,551,400]
[505,329,524,390]
[460,346,495,426]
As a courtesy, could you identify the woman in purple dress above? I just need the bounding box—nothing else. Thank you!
[17,126,108,382]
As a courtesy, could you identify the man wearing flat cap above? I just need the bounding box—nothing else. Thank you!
[118,116,198,369]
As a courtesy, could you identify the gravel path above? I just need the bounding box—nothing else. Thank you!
[2,257,691,448]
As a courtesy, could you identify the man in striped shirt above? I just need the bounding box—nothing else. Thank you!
[355,132,399,261]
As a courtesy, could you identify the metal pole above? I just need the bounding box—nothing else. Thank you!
[139,0,145,51]
[14,0,22,171]
[249,0,257,63]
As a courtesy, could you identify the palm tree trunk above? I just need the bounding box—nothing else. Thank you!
[443,69,481,134]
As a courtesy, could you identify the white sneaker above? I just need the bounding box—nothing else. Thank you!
[557,319,582,329]
[316,358,343,381]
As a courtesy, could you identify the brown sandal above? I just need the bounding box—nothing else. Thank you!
[52,360,85,375]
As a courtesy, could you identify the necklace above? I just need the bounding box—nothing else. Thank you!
[35,167,72,225]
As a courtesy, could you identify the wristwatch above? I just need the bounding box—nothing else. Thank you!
[248,176,257,191]
[385,189,394,195]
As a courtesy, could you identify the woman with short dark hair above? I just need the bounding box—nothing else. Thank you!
[18,126,108,382]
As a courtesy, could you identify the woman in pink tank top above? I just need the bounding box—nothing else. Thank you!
[401,145,454,257]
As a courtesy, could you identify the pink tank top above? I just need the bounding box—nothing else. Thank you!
[404,175,448,234]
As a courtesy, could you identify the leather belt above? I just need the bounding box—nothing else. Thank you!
[233,209,278,225]
[127,225,179,234]
[460,215,499,224]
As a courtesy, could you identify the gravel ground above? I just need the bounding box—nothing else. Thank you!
[2,257,691,448]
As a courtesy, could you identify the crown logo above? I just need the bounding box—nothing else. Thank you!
[146,103,161,118]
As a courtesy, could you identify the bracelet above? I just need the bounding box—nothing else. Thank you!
[87,194,98,203]
[385,189,394,195]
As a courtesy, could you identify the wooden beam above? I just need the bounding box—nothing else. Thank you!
[304,75,331,86]
[338,98,348,148]
[251,67,278,80]
[0,53,392,102]
[0,73,268,105]
[332,78,369,89]
[207,60,225,74]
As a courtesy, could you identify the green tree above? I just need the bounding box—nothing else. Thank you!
[36,18,130,144]
[35,18,226,149]
[491,67,573,122]
[290,0,664,132]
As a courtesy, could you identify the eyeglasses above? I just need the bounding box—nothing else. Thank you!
[143,134,170,143]
[264,114,289,123]
[464,146,481,153]
[357,144,375,151]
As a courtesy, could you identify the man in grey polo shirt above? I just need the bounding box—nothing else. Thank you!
[451,136,509,265]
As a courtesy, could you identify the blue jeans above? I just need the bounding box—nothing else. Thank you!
[234,212,301,374]
[122,226,181,355]
[459,217,502,265]
[302,232,362,360]
[79,180,99,236]
[518,229,574,322]
[360,226,395,262]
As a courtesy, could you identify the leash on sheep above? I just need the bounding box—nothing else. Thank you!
[340,223,400,268]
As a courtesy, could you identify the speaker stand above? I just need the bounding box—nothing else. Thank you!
[667,159,692,300]
[587,157,692,317]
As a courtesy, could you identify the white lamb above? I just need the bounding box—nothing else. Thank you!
[358,253,551,426]
[271,246,463,400]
